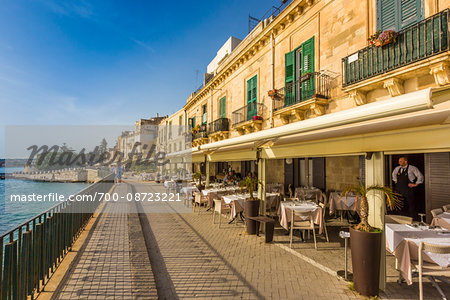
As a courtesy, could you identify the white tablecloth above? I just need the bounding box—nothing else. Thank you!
[294,187,322,202]
[180,186,199,199]
[278,201,323,234]
[222,194,253,219]
[328,192,359,215]
[385,224,450,285]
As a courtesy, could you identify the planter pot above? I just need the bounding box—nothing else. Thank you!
[350,226,382,297]
[245,199,260,234]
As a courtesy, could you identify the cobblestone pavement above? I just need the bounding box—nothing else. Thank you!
[53,183,157,299]
[135,182,359,300]
[52,181,449,299]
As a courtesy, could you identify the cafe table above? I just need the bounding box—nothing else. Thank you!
[278,201,323,234]
[222,193,257,220]
[328,192,360,215]
[431,212,450,231]
[385,223,450,285]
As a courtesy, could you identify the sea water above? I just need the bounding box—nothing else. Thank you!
[0,167,88,235]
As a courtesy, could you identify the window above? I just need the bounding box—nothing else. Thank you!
[284,36,315,106]
[178,116,183,135]
[191,116,196,128]
[246,75,257,121]
[377,0,423,31]
[219,96,226,119]
[168,121,172,139]
[202,104,207,124]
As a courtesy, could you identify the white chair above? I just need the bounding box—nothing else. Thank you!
[212,199,230,228]
[415,242,450,300]
[385,214,413,224]
[318,194,329,242]
[193,192,208,214]
[431,208,444,218]
[290,209,317,250]
[443,204,450,212]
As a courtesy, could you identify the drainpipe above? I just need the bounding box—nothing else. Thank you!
[270,31,275,128]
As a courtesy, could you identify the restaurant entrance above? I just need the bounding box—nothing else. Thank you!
[386,154,425,221]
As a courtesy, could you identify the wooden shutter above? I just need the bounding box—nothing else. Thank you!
[400,0,422,29]
[301,36,315,100]
[285,50,295,106]
[425,152,450,222]
[312,157,326,191]
[219,97,226,118]
[377,0,398,30]
[246,76,257,120]
[192,116,196,128]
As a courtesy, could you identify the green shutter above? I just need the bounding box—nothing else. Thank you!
[192,116,196,128]
[284,50,295,107]
[219,97,226,119]
[246,75,257,121]
[401,0,422,29]
[377,0,398,31]
[301,36,315,100]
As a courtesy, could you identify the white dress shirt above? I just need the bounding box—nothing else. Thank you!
[392,164,424,184]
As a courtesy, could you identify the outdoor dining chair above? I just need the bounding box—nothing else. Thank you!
[212,199,230,228]
[193,192,208,214]
[415,242,450,300]
[385,215,413,224]
[319,194,329,242]
[290,210,317,250]
[431,208,444,218]
[443,204,450,212]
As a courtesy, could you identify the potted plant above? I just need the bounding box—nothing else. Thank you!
[192,171,204,191]
[252,115,262,121]
[341,181,401,297]
[241,176,260,234]
[368,29,398,47]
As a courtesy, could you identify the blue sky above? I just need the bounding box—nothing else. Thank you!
[0,0,287,155]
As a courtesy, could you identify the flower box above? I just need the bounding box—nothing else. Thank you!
[252,115,262,121]
[368,30,398,47]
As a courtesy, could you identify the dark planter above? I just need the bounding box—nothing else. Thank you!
[349,226,382,297]
[245,199,260,234]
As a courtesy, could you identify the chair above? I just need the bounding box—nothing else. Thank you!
[212,199,230,228]
[319,195,329,242]
[283,197,299,202]
[385,214,413,224]
[193,192,208,214]
[443,204,450,212]
[415,242,450,300]
[290,210,317,250]
[431,208,444,218]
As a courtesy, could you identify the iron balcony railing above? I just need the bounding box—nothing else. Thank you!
[342,9,449,87]
[232,103,264,126]
[0,173,114,299]
[208,118,230,134]
[274,72,331,111]
[192,124,208,140]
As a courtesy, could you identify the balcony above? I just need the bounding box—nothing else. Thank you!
[191,125,208,147]
[232,103,264,135]
[208,118,230,142]
[342,9,449,102]
[273,72,331,124]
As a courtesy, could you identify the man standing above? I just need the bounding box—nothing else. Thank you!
[392,156,424,218]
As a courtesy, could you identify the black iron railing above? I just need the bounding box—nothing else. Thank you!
[208,118,230,134]
[232,103,264,126]
[342,9,449,87]
[192,125,208,140]
[274,72,331,111]
[0,173,114,299]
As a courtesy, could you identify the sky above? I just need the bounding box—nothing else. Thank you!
[0,0,288,156]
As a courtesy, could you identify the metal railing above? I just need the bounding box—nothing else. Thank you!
[232,103,264,126]
[192,124,208,141]
[342,9,449,87]
[274,72,331,111]
[0,173,114,299]
[208,118,229,134]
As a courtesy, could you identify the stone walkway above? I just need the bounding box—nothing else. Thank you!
[51,181,449,299]
[52,183,157,299]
